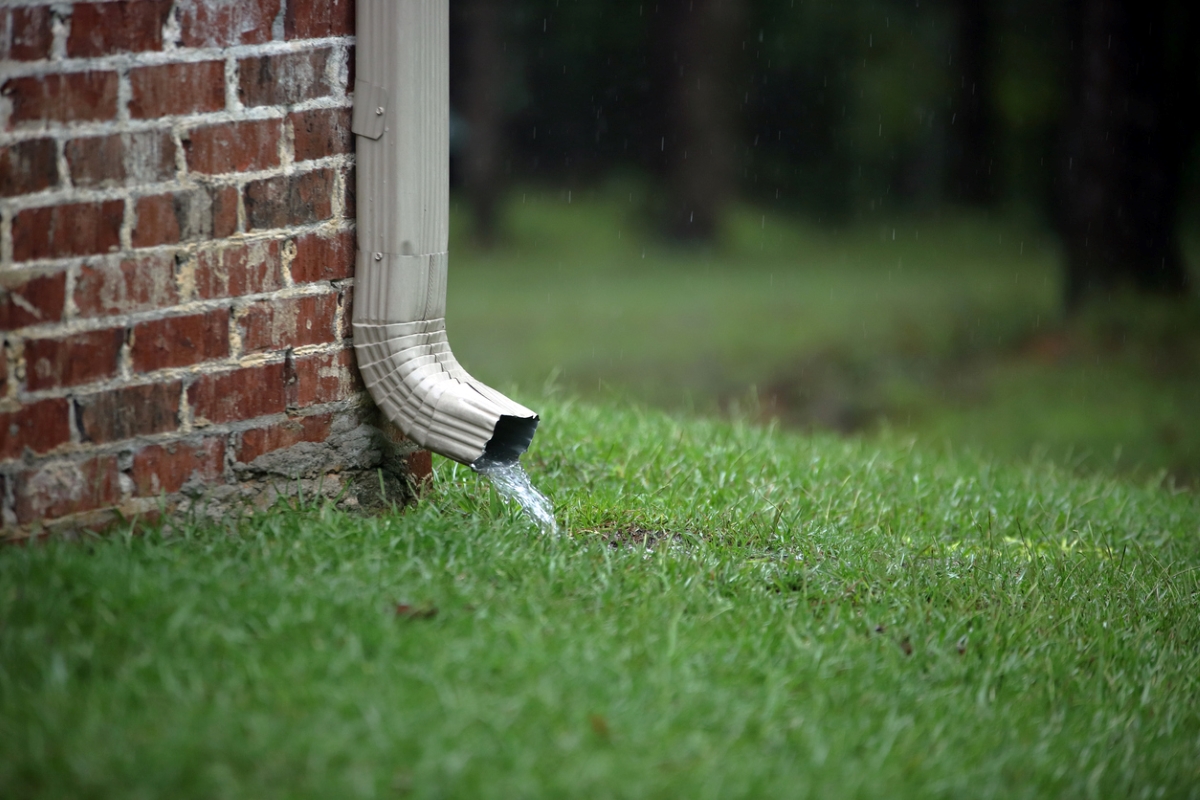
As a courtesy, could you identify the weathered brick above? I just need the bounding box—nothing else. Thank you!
[132,309,229,372]
[132,191,217,248]
[132,437,225,496]
[14,455,122,525]
[0,270,66,329]
[132,437,226,496]
[129,61,226,119]
[238,48,335,107]
[25,328,123,391]
[12,200,123,262]
[0,138,57,197]
[291,230,354,284]
[244,168,334,231]
[194,240,282,299]
[0,398,70,460]
[177,0,280,49]
[65,131,176,189]
[2,72,119,129]
[76,381,182,444]
[294,348,361,406]
[240,292,339,353]
[1,344,7,396]
[237,412,333,463]
[284,0,354,39]
[405,449,433,493]
[74,254,178,317]
[2,7,53,61]
[188,362,289,424]
[212,185,239,238]
[290,107,352,162]
[183,118,280,175]
[67,1,172,58]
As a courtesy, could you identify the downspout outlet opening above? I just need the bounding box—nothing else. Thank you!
[472,415,540,471]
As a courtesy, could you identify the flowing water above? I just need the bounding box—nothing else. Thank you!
[476,461,558,534]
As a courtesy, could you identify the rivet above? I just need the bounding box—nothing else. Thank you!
[374,252,383,261]
[375,106,384,115]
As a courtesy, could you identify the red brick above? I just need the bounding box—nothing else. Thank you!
[0,270,66,330]
[237,412,333,462]
[132,190,220,248]
[132,437,225,496]
[294,348,362,406]
[129,61,226,119]
[405,449,433,493]
[76,381,182,444]
[177,0,280,48]
[244,168,334,231]
[25,328,123,391]
[290,107,352,162]
[67,1,172,57]
[187,362,290,424]
[238,48,335,107]
[131,309,229,372]
[74,254,178,317]
[240,292,338,354]
[14,455,121,525]
[284,0,354,39]
[212,185,239,238]
[2,7,53,61]
[0,398,70,460]
[0,138,57,197]
[65,131,176,189]
[1,344,7,396]
[2,72,119,129]
[291,230,354,284]
[12,200,123,262]
[183,118,280,175]
[194,240,282,299]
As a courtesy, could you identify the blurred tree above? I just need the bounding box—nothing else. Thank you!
[650,0,746,241]
[1056,0,1196,307]
[452,0,511,246]
[946,0,998,206]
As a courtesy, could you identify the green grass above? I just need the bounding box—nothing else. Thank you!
[4,397,1200,798]
[447,184,1200,485]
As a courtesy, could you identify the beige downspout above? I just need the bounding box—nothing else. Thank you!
[351,0,539,468]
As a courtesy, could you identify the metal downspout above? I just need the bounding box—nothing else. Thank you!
[350,0,539,468]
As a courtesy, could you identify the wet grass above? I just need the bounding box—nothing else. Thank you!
[4,397,1200,798]
[448,183,1200,485]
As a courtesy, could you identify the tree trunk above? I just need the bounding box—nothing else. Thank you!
[1057,0,1194,308]
[651,0,744,242]
[453,0,508,247]
[947,0,998,206]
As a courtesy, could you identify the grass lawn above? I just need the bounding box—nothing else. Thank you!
[448,184,1200,485]
[4,397,1200,798]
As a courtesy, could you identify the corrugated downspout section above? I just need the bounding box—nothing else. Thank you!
[351,0,538,468]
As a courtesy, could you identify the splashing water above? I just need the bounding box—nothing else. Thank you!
[476,461,557,535]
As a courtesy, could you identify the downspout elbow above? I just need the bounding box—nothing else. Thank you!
[351,0,537,469]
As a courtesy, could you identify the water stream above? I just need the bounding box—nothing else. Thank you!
[475,461,558,535]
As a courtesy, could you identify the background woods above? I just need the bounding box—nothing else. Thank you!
[452,0,1198,305]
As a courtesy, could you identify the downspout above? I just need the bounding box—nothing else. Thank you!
[350,0,539,468]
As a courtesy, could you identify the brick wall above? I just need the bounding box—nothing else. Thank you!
[1,0,429,538]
